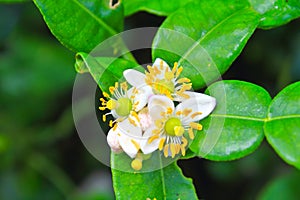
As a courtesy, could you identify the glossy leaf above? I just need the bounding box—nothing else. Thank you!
[33,0,123,52]
[152,1,260,89]
[123,0,193,16]
[190,80,271,161]
[264,81,300,169]
[249,0,300,29]
[112,159,198,200]
[258,172,300,200]
[75,53,143,92]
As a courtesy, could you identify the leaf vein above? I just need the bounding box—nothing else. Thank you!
[210,114,265,122]
[72,0,117,35]
[178,8,248,65]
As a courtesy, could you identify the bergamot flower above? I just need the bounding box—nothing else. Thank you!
[106,107,151,171]
[100,81,152,170]
[140,94,216,158]
[99,81,151,127]
[123,58,193,101]
[106,115,143,158]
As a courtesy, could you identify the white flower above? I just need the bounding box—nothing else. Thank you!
[124,58,193,101]
[99,81,151,164]
[106,108,150,171]
[140,94,216,158]
[99,81,151,127]
[106,115,143,158]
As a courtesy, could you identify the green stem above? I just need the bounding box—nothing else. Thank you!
[27,153,76,198]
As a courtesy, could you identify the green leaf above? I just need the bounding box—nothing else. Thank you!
[249,0,300,29]
[190,80,271,161]
[123,0,193,16]
[264,81,300,169]
[33,0,124,52]
[152,1,260,89]
[112,158,198,200]
[258,172,300,200]
[75,53,143,92]
[0,0,29,2]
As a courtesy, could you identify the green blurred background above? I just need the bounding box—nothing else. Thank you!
[0,2,299,200]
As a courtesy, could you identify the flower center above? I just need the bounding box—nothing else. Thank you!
[115,97,132,116]
[154,80,175,94]
[164,117,184,136]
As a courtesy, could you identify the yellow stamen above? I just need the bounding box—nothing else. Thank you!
[133,101,140,108]
[128,117,137,126]
[174,126,184,136]
[182,108,192,116]
[121,82,128,91]
[191,112,202,119]
[103,92,110,98]
[109,86,115,94]
[106,99,117,110]
[165,71,174,80]
[113,123,118,131]
[176,91,190,99]
[114,82,119,89]
[100,98,106,102]
[163,144,169,157]
[172,62,178,74]
[130,111,140,122]
[136,152,143,159]
[131,158,142,171]
[153,66,160,75]
[190,122,203,130]
[181,137,188,147]
[148,135,159,144]
[159,60,164,70]
[152,129,161,135]
[177,78,191,83]
[147,65,154,74]
[176,144,181,154]
[160,111,166,117]
[176,66,183,77]
[99,106,106,111]
[170,143,176,158]
[167,107,173,114]
[181,144,186,156]
[176,111,182,116]
[131,139,140,151]
[158,138,165,150]
[180,83,192,92]
[109,120,113,127]
[188,128,195,139]
[132,87,138,95]
[102,114,106,122]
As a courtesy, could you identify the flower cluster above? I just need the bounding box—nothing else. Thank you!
[100,58,216,170]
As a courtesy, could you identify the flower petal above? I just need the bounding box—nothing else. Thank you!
[130,85,153,111]
[175,94,216,123]
[123,69,146,87]
[140,125,162,154]
[148,95,174,121]
[117,118,143,158]
[174,91,213,102]
[107,128,123,153]
[152,58,170,79]
[117,133,140,158]
[118,117,142,138]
